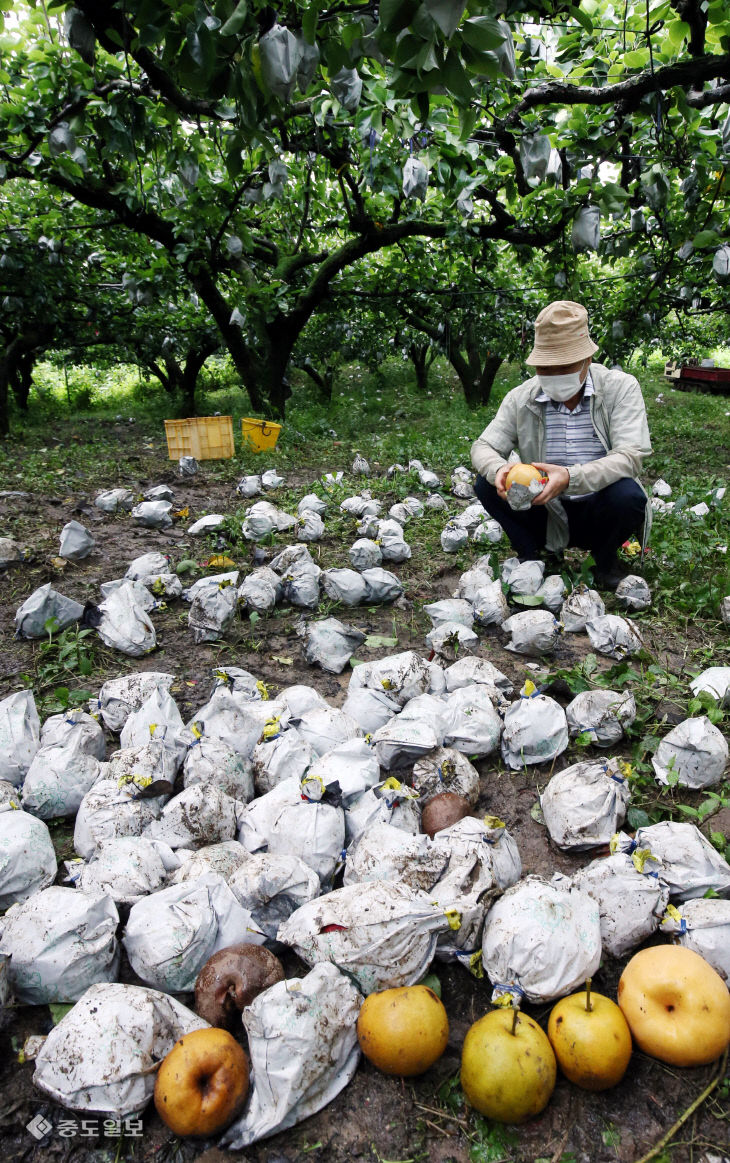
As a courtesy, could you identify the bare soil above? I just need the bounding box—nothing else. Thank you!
[0,420,728,1163]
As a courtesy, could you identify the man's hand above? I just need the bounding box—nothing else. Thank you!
[531,462,570,505]
[495,464,510,500]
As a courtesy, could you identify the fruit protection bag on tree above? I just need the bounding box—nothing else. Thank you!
[617,822,730,901]
[520,131,552,183]
[33,982,208,1117]
[540,758,631,850]
[571,206,601,252]
[331,66,362,111]
[565,689,636,745]
[651,715,729,789]
[502,610,563,655]
[712,244,730,283]
[501,683,569,769]
[277,881,452,993]
[571,851,670,957]
[0,810,57,908]
[481,875,602,1004]
[585,614,644,659]
[15,583,85,639]
[122,872,265,993]
[96,583,157,657]
[402,156,429,200]
[0,885,119,1003]
[560,584,605,632]
[0,690,40,786]
[221,963,361,1149]
[661,898,730,982]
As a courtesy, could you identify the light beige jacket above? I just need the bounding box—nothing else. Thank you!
[470,363,652,552]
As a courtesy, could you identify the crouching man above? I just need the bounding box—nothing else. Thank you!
[471,300,651,590]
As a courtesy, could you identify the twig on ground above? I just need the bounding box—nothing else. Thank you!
[632,1048,729,1163]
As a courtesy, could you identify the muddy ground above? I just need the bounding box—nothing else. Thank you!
[0,418,728,1163]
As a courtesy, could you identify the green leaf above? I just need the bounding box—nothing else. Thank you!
[419,972,442,997]
[49,1003,74,1024]
[666,19,690,47]
[302,3,319,44]
[441,49,474,101]
[364,634,399,647]
[460,15,506,52]
[511,593,544,607]
[627,806,650,829]
[624,49,648,67]
[691,229,719,248]
[424,0,467,39]
[530,800,545,824]
[378,0,420,34]
[220,0,248,37]
[572,6,594,33]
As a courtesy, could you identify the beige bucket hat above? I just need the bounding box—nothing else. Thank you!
[527,300,599,365]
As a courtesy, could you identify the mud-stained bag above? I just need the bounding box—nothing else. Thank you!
[501,682,569,769]
[572,851,669,958]
[73,778,168,861]
[690,667,730,707]
[132,500,172,529]
[59,520,95,561]
[307,738,380,807]
[228,851,320,940]
[15,583,85,639]
[623,821,730,901]
[221,964,361,1149]
[471,580,510,627]
[482,875,602,1004]
[502,609,562,655]
[301,616,366,673]
[183,738,255,802]
[349,538,382,571]
[22,744,102,820]
[566,689,636,745]
[123,872,265,993]
[560,584,605,632]
[0,690,40,786]
[33,982,207,1116]
[321,568,369,606]
[97,583,157,657]
[91,672,174,734]
[188,578,238,643]
[540,757,631,850]
[278,881,450,993]
[125,552,170,580]
[142,785,240,850]
[440,521,469,553]
[296,510,325,542]
[426,621,478,661]
[586,614,643,659]
[341,687,401,735]
[0,886,119,1003]
[343,822,447,892]
[345,778,421,843]
[443,655,512,698]
[411,747,480,806]
[662,898,730,981]
[0,810,57,908]
[615,574,651,611]
[251,728,316,796]
[95,488,135,513]
[441,686,502,757]
[348,650,440,707]
[361,567,404,603]
[651,715,729,789]
[424,599,475,630]
[237,775,346,886]
[72,836,175,904]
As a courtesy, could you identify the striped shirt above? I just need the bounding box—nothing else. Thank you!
[536,372,605,498]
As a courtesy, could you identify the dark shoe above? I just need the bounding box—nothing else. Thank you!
[593,558,630,591]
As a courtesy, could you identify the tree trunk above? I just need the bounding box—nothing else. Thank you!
[408,342,432,392]
[298,360,335,403]
[10,353,34,411]
[0,354,10,437]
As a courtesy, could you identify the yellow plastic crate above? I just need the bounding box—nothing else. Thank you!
[241,417,282,452]
[164,416,235,460]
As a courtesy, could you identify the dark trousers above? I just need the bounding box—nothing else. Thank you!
[473,475,647,569]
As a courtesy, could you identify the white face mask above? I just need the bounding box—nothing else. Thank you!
[537,360,589,402]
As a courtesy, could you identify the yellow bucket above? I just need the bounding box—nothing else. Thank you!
[241,417,282,452]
